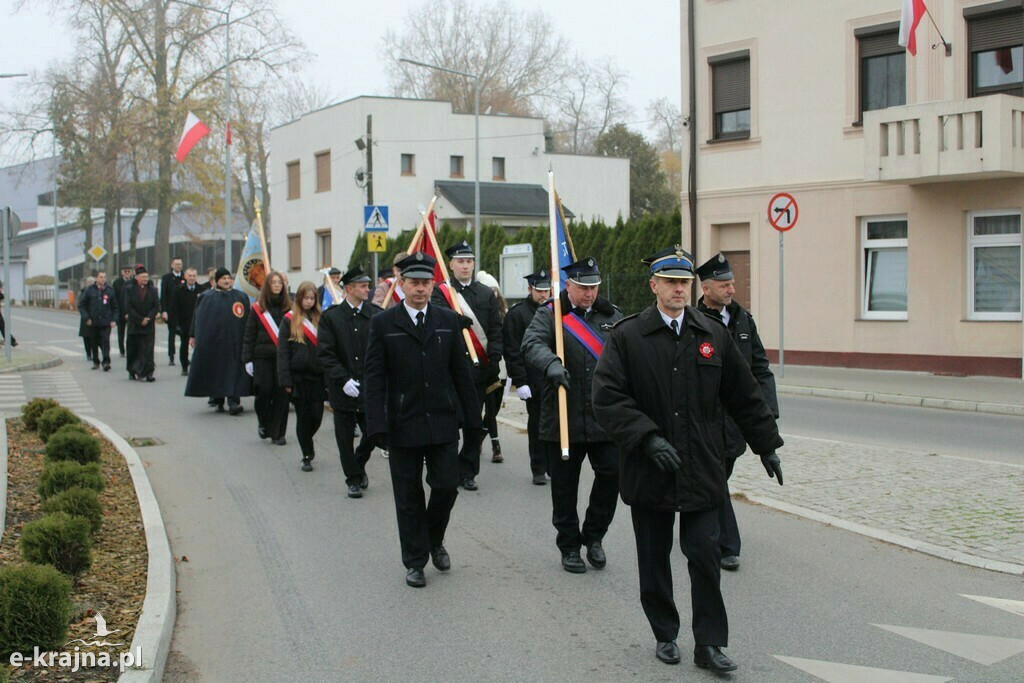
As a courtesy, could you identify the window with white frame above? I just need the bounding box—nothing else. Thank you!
[968,211,1022,320]
[862,217,908,319]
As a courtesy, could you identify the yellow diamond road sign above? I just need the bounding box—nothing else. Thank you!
[87,245,107,262]
[368,233,387,253]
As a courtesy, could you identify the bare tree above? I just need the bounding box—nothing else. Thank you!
[551,57,631,154]
[646,98,684,199]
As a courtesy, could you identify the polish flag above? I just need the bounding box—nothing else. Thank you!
[175,111,210,163]
[898,0,928,56]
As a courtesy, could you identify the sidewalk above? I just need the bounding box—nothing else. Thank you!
[0,346,61,373]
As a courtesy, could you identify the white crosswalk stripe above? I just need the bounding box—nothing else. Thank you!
[871,624,1024,666]
[0,375,27,414]
[961,594,1024,619]
[22,371,94,413]
[773,656,952,682]
[38,345,82,358]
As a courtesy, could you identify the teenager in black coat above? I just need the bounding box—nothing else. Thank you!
[277,281,325,471]
[243,271,291,445]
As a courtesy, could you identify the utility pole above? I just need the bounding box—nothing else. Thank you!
[366,114,375,281]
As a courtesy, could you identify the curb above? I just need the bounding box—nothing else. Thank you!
[777,384,1024,417]
[0,356,62,374]
[0,419,7,540]
[83,416,176,683]
[730,486,1024,577]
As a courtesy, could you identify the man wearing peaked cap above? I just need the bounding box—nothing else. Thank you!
[319,264,383,498]
[363,251,481,588]
[430,238,503,491]
[591,245,784,674]
[501,269,552,485]
[695,253,778,573]
[522,255,623,574]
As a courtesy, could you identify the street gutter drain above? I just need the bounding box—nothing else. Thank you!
[128,436,164,447]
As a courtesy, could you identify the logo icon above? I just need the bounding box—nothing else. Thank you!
[65,612,124,648]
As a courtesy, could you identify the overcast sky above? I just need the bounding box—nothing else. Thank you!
[0,0,680,163]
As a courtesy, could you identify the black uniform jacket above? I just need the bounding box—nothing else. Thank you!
[160,271,186,318]
[363,303,481,448]
[112,276,133,318]
[78,284,120,328]
[430,279,503,383]
[123,283,159,335]
[522,290,623,443]
[276,319,324,389]
[242,300,287,362]
[318,300,382,412]
[185,288,252,398]
[592,304,783,512]
[502,298,545,395]
[697,296,779,459]
[170,285,201,335]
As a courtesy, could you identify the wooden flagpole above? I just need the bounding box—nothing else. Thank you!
[548,171,570,461]
[381,196,437,307]
[422,217,480,366]
[253,197,271,272]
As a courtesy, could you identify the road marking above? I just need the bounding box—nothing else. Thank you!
[12,317,78,330]
[22,371,93,414]
[871,624,1024,666]
[960,594,1024,619]
[39,345,82,358]
[773,656,951,682]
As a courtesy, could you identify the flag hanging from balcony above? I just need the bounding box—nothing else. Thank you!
[898,0,928,56]
[176,111,210,163]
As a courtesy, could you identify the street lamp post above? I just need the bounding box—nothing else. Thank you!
[398,58,481,262]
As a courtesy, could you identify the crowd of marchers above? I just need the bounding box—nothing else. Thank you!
[72,242,785,675]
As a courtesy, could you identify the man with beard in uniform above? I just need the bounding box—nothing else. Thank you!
[318,265,382,499]
[186,267,252,414]
[695,253,778,572]
[522,257,623,574]
[124,265,159,382]
[363,252,480,588]
[429,240,502,492]
[592,245,784,673]
[160,256,186,366]
[502,269,552,485]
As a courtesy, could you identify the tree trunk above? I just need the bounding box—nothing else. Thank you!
[129,208,145,266]
[152,0,172,274]
[101,204,116,274]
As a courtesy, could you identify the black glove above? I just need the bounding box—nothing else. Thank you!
[760,451,783,485]
[544,361,570,390]
[458,314,474,330]
[641,433,681,473]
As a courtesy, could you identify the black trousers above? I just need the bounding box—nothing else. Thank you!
[126,330,155,378]
[116,318,126,355]
[718,458,741,558]
[544,441,619,551]
[166,320,177,359]
[334,410,373,487]
[88,325,112,365]
[525,398,545,476]
[388,443,459,569]
[630,506,728,646]
[292,384,324,457]
[82,335,93,359]
[484,388,502,440]
[0,311,14,345]
[174,325,190,368]
[253,359,289,439]
[458,381,488,480]
[212,396,241,408]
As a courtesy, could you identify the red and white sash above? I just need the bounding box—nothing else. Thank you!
[436,282,488,364]
[251,303,280,346]
[388,277,405,305]
[283,311,318,346]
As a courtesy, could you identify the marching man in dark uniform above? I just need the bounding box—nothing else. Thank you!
[169,268,201,375]
[186,268,252,414]
[430,240,502,491]
[696,253,779,571]
[112,265,134,357]
[522,257,622,574]
[318,265,382,498]
[124,265,159,382]
[502,269,552,485]
[77,270,119,371]
[160,256,186,366]
[592,245,784,673]
[364,252,480,588]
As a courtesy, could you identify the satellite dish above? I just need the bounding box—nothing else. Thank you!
[354,168,367,188]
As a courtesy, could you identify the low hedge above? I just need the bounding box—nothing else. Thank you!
[41,487,103,534]
[53,422,90,438]
[20,513,93,576]
[44,430,101,465]
[20,398,61,431]
[38,461,104,500]
[0,563,73,657]
[37,407,80,443]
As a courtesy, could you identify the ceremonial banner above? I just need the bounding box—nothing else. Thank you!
[235,220,268,300]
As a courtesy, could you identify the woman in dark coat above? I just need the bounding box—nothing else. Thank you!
[278,281,325,472]
[243,271,291,445]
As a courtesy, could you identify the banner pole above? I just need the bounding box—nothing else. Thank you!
[548,172,570,461]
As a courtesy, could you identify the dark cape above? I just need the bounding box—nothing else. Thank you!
[185,287,253,397]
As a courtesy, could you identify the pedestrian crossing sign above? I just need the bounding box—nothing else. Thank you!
[368,233,387,252]
[87,245,107,262]
[364,205,389,232]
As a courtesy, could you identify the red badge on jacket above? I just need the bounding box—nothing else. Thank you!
[699,342,715,358]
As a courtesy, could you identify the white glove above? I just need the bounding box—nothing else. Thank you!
[343,379,360,398]
[516,385,532,400]
[245,362,254,377]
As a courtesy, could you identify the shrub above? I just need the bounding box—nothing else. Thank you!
[53,423,90,438]
[0,563,72,657]
[20,398,60,431]
[38,461,104,501]
[36,407,80,443]
[45,430,101,465]
[20,513,93,576]
[41,487,103,534]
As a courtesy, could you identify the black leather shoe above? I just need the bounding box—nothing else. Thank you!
[656,641,680,665]
[215,404,225,413]
[405,568,426,588]
[103,364,110,372]
[347,484,362,499]
[561,550,586,574]
[228,405,243,416]
[91,362,99,370]
[145,376,156,382]
[461,478,478,491]
[128,372,137,381]
[169,358,175,366]
[532,473,547,485]
[585,541,607,569]
[721,555,740,571]
[258,426,268,440]
[431,545,451,571]
[272,437,287,446]
[694,645,737,672]
[301,458,313,472]
[180,368,188,376]
[360,474,368,490]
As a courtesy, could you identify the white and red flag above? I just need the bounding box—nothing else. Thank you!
[175,111,210,163]
[898,0,928,56]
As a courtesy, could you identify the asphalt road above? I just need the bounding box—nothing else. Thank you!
[6,306,1024,682]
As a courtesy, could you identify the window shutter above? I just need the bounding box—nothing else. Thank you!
[859,31,901,59]
[288,235,301,270]
[287,162,300,200]
[315,152,331,192]
[968,10,1024,53]
[712,58,750,114]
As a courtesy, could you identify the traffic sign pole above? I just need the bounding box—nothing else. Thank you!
[779,231,784,378]
[2,208,11,361]
[767,192,798,378]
